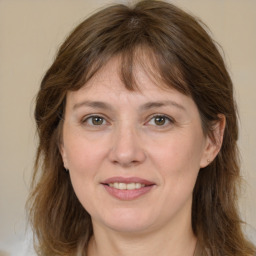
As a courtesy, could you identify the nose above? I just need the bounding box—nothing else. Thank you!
[108,124,146,167]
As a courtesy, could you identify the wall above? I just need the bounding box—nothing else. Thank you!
[0,0,255,255]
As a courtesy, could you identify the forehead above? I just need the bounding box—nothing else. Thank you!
[68,57,176,100]
[66,57,196,114]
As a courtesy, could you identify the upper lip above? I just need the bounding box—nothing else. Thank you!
[101,176,155,186]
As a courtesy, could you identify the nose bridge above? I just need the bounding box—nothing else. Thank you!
[109,119,146,166]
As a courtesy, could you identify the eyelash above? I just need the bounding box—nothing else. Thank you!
[81,114,174,128]
[82,115,108,126]
[146,114,174,127]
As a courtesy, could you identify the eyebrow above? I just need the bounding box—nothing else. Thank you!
[72,100,186,112]
[139,101,186,112]
[73,101,114,111]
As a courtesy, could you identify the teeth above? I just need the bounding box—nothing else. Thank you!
[127,183,136,190]
[109,182,146,190]
[119,183,126,190]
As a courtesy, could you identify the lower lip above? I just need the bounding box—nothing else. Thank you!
[102,185,154,200]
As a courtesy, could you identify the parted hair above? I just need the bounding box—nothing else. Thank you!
[27,1,256,255]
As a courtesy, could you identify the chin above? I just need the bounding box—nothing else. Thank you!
[105,221,153,234]
[94,208,158,234]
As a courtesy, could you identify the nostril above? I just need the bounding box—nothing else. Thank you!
[108,147,146,166]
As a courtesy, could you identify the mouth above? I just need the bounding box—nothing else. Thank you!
[101,177,155,200]
[106,182,148,190]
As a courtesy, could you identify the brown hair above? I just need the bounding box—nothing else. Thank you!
[27,1,256,255]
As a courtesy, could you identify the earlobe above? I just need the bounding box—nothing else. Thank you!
[200,114,226,168]
[59,144,69,169]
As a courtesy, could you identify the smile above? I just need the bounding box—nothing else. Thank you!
[101,177,155,200]
[108,183,146,190]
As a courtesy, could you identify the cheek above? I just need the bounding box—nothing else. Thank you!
[148,136,202,219]
[149,131,205,198]
[64,132,108,173]
[150,132,204,173]
[64,136,108,214]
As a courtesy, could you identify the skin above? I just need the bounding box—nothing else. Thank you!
[61,57,224,256]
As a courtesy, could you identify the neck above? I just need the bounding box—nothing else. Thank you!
[87,213,197,256]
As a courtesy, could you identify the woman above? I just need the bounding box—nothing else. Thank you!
[27,1,256,255]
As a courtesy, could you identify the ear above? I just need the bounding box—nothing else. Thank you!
[59,143,69,170]
[200,114,226,168]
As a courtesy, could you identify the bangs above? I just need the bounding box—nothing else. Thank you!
[62,3,192,95]
[79,43,190,95]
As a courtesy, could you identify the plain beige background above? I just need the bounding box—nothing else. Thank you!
[0,0,255,255]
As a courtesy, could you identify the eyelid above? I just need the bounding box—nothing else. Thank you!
[81,114,109,126]
[80,113,174,127]
[145,114,175,126]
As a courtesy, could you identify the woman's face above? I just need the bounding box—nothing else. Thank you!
[61,57,214,234]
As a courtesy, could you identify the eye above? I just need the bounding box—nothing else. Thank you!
[83,115,107,126]
[147,115,173,127]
